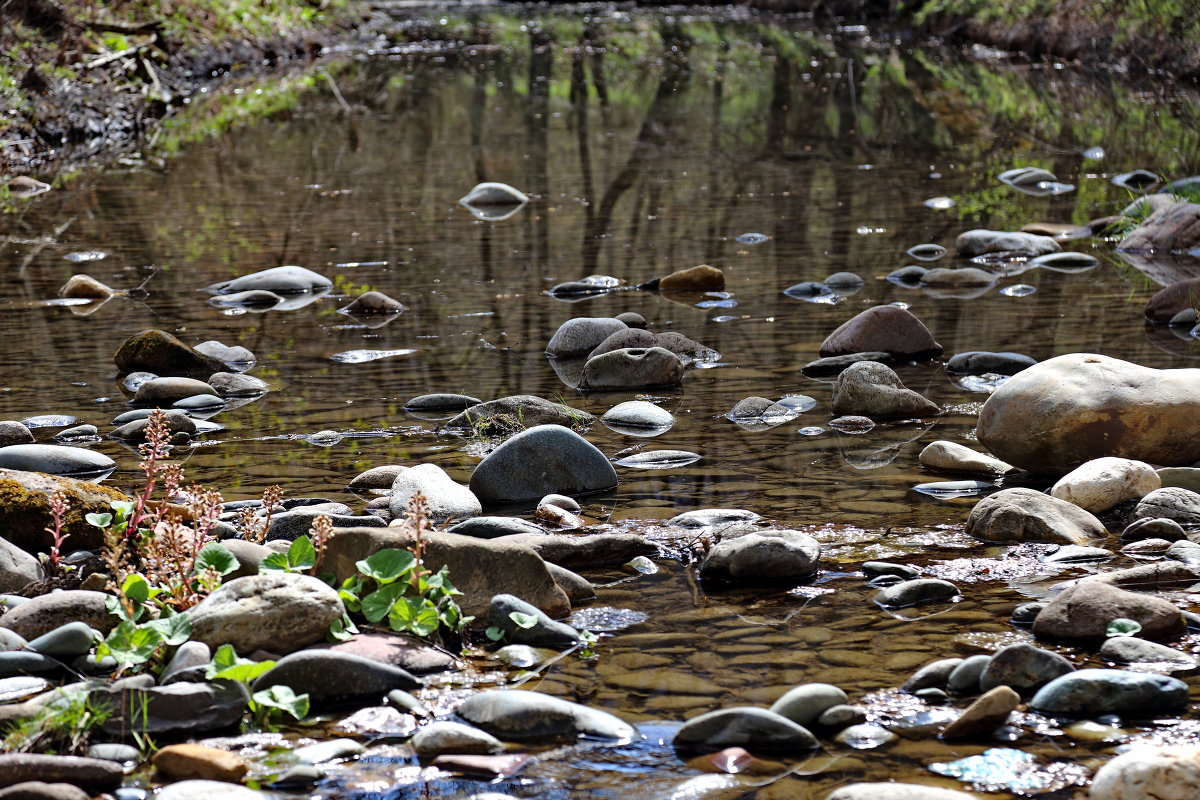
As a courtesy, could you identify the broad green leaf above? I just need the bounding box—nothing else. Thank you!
[361,582,405,623]
[509,611,538,630]
[485,626,505,641]
[259,552,290,573]
[1106,618,1142,638]
[121,574,151,604]
[145,612,192,646]
[85,512,112,528]
[110,500,135,514]
[287,536,317,569]
[338,588,362,613]
[206,643,275,682]
[389,596,439,637]
[252,685,310,720]
[326,614,356,642]
[108,621,161,665]
[356,548,415,584]
[194,543,238,576]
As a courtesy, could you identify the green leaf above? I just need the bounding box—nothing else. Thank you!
[111,500,135,514]
[326,613,357,642]
[389,596,439,637]
[252,685,310,720]
[206,643,275,682]
[145,612,192,646]
[259,552,290,573]
[102,620,162,666]
[194,543,238,576]
[356,548,415,584]
[287,536,317,570]
[509,611,538,630]
[361,582,405,623]
[121,574,151,604]
[1106,618,1142,638]
[85,512,113,528]
[485,626,505,641]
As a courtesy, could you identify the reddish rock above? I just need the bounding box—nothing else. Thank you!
[153,744,248,783]
[1144,277,1200,323]
[658,264,724,293]
[312,632,455,674]
[818,305,943,359]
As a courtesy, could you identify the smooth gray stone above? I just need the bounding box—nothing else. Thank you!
[111,411,197,441]
[156,780,267,800]
[546,318,628,357]
[862,561,920,580]
[291,738,365,764]
[469,425,618,504]
[53,424,100,441]
[902,658,963,692]
[404,394,482,411]
[487,594,579,649]
[347,465,407,490]
[389,464,482,522]
[546,562,595,604]
[172,394,225,411]
[209,265,332,295]
[816,704,868,730]
[980,643,1074,694]
[668,509,760,529]
[194,341,256,367]
[265,509,385,542]
[1122,517,1187,542]
[87,743,140,764]
[1043,545,1113,564]
[457,689,633,741]
[26,622,97,657]
[0,537,43,595]
[0,421,34,446]
[769,683,848,727]
[251,651,420,702]
[385,689,430,718]
[0,675,46,702]
[450,517,544,539]
[886,266,928,284]
[206,373,268,398]
[600,401,674,429]
[946,351,1037,376]
[874,578,959,608]
[1134,487,1200,525]
[92,681,248,735]
[133,377,216,404]
[700,529,820,583]
[946,654,992,695]
[674,706,818,751]
[159,641,212,685]
[1099,636,1197,667]
[0,445,115,476]
[188,573,344,654]
[1030,668,1188,716]
[411,721,504,755]
[801,351,893,377]
[0,651,60,676]
[0,754,122,791]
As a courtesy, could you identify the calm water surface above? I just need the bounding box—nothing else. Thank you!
[4,7,1200,797]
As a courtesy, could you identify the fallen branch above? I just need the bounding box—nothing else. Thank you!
[80,44,145,70]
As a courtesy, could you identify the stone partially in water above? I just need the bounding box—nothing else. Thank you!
[0,445,114,479]
[827,783,977,800]
[469,425,617,504]
[1099,636,1197,669]
[674,707,818,752]
[114,330,227,379]
[445,396,593,433]
[459,182,528,206]
[658,264,725,293]
[941,686,1019,739]
[601,401,674,431]
[700,529,820,584]
[457,689,633,742]
[133,377,217,404]
[956,229,1061,257]
[906,244,947,261]
[208,265,333,295]
[920,267,997,288]
[831,362,940,420]
[919,441,1013,477]
[340,291,405,315]
[1145,277,1200,324]
[768,683,847,727]
[614,450,700,469]
[966,488,1107,546]
[389,463,481,523]
[999,166,1057,187]
[980,643,1074,695]
[412,721,504,755]
[1030,669,1187,717]
[946,351,1036,376]
[1032,581,1185,643]
[487,594,579,649]
[405,393,481,412]
[874,578,960,608]
[546,318,628,357]
[579,347,684,391]
[1091,745,1200,800]
[1120,201,1200,254]
[59,274,115,301]
[819,306,943,359]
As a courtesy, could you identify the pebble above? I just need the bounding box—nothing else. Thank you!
[874,578,960,608]
[411,721,504,755]
[768,683,848,726]
[673,707,818,751]
[152,744,248,783]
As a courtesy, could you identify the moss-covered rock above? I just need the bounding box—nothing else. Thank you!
[113,330,227,379]
[0,469,131,557]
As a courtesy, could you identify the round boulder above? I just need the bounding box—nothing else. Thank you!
[1030,669,1187,717]
[699,529,820,583]
[389,463,481,522]
[1031,580,1185,643]
[469,425,618,504]
[819,305,943,359]
[457,689,633,741]
[1050,457,1161,514]
[831,362,940,420]
[546,318,628,358]
[966,488,1107,546]
[187,573,343,654]
[579,347,684,390]
[674,707,818,752]
[1091,745,1200,800]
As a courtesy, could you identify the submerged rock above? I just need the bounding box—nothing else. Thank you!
[1032,581,1185,643]
[956,229,1061,257]
[457,690,633,741]
[946,351,1036,376]
[1030,669,1187,717]
[699,530,820,584]
[405,394,481,412]
[114,330,227,379]
[674,707,818,751]
[579,347,684,390]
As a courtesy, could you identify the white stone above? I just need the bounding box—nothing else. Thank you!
[390,463,482,522]
[1091,745,1200,800]
[919,440,1013,476]
[1051,457,1161,514]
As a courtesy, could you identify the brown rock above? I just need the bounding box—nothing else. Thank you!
[0,782,90,800]
[58,275,115,301]
[1077,562,1200,590]
[1032,581,1186,643]
[0,468,131,555]
[587,329,658,360]
[831,361,940,420]
[1120,201,1200,253]
[341,291,405,315]
[113,329,227,379]
[153,744,248,783]
[1021,222,1088,237]
[500,532,657,569]
[977,353,1200,473]
[1144,277,1200,323]
[818,305,943,359]
[658,264,724,293]
[316,527,570,618]
[941,686,1020,739]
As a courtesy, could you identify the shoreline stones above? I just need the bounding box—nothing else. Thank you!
[699,529,820,584]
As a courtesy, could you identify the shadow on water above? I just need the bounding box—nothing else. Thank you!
[4,7,1200,797]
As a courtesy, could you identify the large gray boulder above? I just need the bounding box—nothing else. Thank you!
[187,573,343,655]
[0,590,112,640]
[546,318,628,357]
[674,707,818,751]
[208,265,332,295]
[469,425,617,504]
[977,353,1200,474]
[1030,669,1187,716]
[966,488,1107,546]
[1032,580,1185,643]
[831,362,940,420]
[0,445,114,478]
[0,538,42,594]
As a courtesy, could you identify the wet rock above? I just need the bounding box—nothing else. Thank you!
[0,445,114,478]
[1085,562,1200,589]
[208,266,332,295]
[825,272,864,290]
[863,561,920,580]
[389,464,481,522]
[586,329,658,360]
[458,689,634,741]
[187,573,343,655]
[802,352,892,377]
[449,517,543,539]
[0,754,121,792]
[699,529,820,583]
[312,632,454,675]
[819,306,943,359]
[156,780,267,800]
[1146,277,1200,324]
[547,563,595,604]
[133,377,218,405]
[1043,545,1112,564]
[942,686,1020,739]
[1100,636,1197,668]
[956,229,1061,257]
[966,488,1107,546]
[1122,517,1187,542]
[902,658,964,692]
[194,341,255,368]
[674,707,818,751]
[669,509,761,529]
[614,449,699,469]
[783,281,833,299]
[1051,457,1161,514]
[831,362,940,420]
[469,425,617,504]
[0,423,34,447]
[460,182,527,207]
[114,330,227,379]
[601,401,674,430]
[0,537,42,594]
[1121,538,1174,554]
[579,347,684,390]
[980,643,1074,695]
[445,396,592,432]
[728,397,791,421]
[1091,744,1200,800]
[945,351,1037,376]
[252,650,419,702]
[546,318,628,357]
[404,394,481,412]
[0,591,111,640]
[817,704,867,730]
[0,651,60,676]
[341,291,404,315]
[947,654,992,695]
[111,410,197,442]
[291,738,364,764]
[1133,487,1200,525]
[874,578,960,608]
[1032,581,1185,643]
[614,311,646,327]
[87,743,139,764]
[153,744,248,783]
[769,683,847,726]
[920,267,997,287]
[487,594,579,648]
[90,680,247,736]
[827,784,978,800]
[886,265,929,284]
[52,425,98,442]
[347,465,406,491]
[207,373,267,397]
[316,527,569,618]
[919,441,1013,477]
[412,721,503,755]
[1120,201,1200,253]
[658,264,724,293]
[265,508,384,542]
[503,532,656,569]
[1030,669,1187,716]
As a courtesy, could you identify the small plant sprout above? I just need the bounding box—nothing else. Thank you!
[42,489,72,576]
